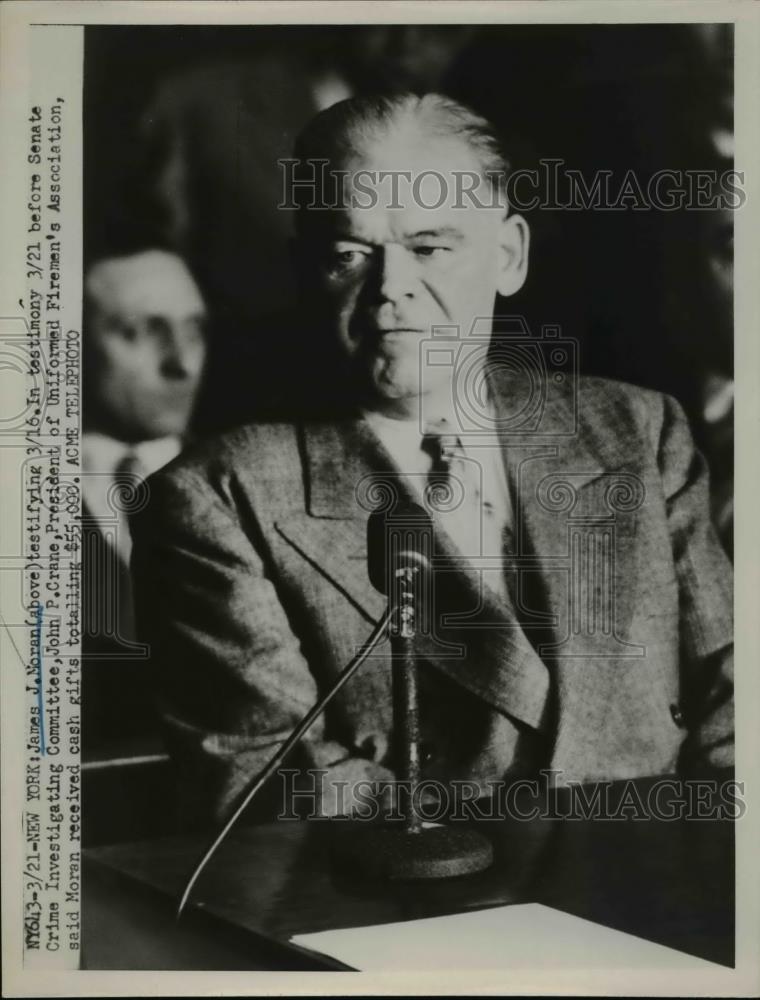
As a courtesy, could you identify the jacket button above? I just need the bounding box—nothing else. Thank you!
[670,703,686,728]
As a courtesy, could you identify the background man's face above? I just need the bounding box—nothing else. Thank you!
[305,132,513,416]
[84,250,207,442]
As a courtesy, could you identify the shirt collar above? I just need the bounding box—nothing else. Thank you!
[361,403,499,457]
[82,432,181,478]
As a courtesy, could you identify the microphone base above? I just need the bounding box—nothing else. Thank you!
[334,822,493,881]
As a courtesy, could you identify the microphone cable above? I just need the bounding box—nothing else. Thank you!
[176,606,394,920]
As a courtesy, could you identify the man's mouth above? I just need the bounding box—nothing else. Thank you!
[372,327,425,336]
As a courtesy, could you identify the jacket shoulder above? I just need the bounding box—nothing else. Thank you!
[144,421,302,513]
[574,374,668,421]
[570,375,675,460]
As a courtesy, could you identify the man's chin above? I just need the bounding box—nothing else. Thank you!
[361,375,426,418]
[131,411,192,442]
[365,354,421,393]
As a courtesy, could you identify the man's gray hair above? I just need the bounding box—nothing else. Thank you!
[291,92,510,222]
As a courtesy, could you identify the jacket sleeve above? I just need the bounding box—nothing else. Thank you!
[130,463,393,827]
[656,393,734,771]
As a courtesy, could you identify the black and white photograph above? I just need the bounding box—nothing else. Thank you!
[1,1,759,995]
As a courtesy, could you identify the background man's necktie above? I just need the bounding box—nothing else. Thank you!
[113,450,148,562]
[84,450,148,645]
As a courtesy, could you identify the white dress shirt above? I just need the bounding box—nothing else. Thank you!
[363,403,513,603]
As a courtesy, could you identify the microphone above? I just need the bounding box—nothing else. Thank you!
[367,500,433,639]
[367,499,432,595]
[367,501,432,833]
[334,497,494,880]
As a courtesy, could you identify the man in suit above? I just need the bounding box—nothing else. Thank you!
[131,94,733,827]
[82,247,207,757]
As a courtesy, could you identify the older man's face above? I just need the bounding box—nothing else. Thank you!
[304,131,527,417]
[84,250,207,442]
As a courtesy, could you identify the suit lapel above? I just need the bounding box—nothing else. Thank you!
[276,415,553,733]
[491,370,644,660]
[275,417,409,624]
[418,521,551,732]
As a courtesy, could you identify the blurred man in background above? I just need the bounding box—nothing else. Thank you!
[82,247,207,765]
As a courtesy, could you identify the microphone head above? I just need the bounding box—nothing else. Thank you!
[367,499,434,595]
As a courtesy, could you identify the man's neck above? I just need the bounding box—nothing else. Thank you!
[361,385,461,425]
[82,431,182,477]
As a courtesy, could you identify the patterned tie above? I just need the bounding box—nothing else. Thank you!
[421,423,484,560]
[421,422,511,602]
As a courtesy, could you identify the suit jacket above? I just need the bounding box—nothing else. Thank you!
[81,499,154,754]
[130,374,733,824]
[81,435,185,757]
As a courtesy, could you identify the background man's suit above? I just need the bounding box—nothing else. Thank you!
[131,374,733,824]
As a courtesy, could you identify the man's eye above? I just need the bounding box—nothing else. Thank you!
[328,248,371,271]
[413,246,450,259]
[109,320,140,343]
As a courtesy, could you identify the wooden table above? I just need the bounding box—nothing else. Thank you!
[82,774,734,970]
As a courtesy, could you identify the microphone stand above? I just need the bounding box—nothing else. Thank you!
[338,523,494,880]
[392,565,423,835]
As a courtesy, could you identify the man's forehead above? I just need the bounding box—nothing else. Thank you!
[344,126,483,177]
[87,250,205,317]
[328,208,470,242]
[322,192,500,245]
[305,131,502,239]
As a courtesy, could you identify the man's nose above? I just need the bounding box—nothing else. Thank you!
[160,322,203,379]
[377,244,416,303]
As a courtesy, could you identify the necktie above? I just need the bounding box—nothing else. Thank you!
[87,450,147,645]
[113,450,148,562]
[421,423,510,602]
[421,424,484,558]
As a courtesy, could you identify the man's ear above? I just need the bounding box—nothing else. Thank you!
[495,213,529,297]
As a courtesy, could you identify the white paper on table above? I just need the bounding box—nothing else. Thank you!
[290,902,721,972]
